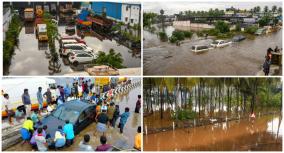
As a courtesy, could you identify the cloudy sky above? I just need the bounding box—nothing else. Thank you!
[144,1,282,15]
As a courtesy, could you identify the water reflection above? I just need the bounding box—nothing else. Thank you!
[144,115,282,151]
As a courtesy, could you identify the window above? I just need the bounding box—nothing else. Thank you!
[125,17,128,22]
[78,112,86,123]
[131,19,134,23]
[102,7,106,13]
[126,6,129,11]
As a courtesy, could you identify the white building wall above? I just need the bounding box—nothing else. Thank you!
[3,8,12,40]
[121,4,140,26]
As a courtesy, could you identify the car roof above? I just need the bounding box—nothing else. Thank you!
[61,100,95,112]
[62,39,78,43]
[63,43,86,47]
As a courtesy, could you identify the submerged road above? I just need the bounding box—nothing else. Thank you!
[143,28,282,76]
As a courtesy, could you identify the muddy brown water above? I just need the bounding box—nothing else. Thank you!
[144,114,282,151]
[5,24,140,75]
[143,26,282,76]
[5,85,141,151]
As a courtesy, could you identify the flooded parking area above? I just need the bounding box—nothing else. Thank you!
[144,114,282,151]
[143,27,282,75]
[5,84,141,151]
[5,24,140,75]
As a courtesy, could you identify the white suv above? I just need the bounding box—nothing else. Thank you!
[68,51,97,65]
[61,43,93,56]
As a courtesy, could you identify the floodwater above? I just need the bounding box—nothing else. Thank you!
[143,26,282,75]
[5,85,141,151]
[5,23,140,75]
[144,114,282,151]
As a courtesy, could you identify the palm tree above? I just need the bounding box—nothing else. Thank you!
[272,5,277,13]
[264,6,269,13]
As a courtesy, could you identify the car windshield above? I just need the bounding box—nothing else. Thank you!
[212,41,219,44]
[52,106,80,124]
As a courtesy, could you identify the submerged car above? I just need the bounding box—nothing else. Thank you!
[255,28,266,35]
[210,40,232,48]
[191,45,210,52]
[36,100,96,138]
[232,35,246,42]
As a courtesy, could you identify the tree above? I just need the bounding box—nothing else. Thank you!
[214,20,230,33]
[96,49,125,68]
[264,6,269,13]
[278,7,282,14]
[272,5,277,13]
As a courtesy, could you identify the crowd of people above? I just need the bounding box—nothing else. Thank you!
[2,78,142,151]
[262,46,282,76]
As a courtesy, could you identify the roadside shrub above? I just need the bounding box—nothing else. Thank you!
[196,31,204,37]
[158,32,168,42]
[169,36,178,43]
[245,25,258,34]
[172,30,185,41]
[183,31,193,38]
[172,109,197,121]
[206,29,220,36]
[214,20,230,33]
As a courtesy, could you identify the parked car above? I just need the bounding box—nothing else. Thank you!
[65,25,76,34]
[60,39,79,47]
[210,40,232,48]
[59,35,86,45]
[255,28,266,35]
[232,35,246,42]
[61,43,93,56]
[35,100,96,138]
[191,45,210,52]
[69,51,97,65]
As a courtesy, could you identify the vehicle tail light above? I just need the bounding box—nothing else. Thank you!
[64,48,66,52]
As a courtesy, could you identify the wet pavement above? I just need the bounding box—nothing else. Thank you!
[4,84,141,151]
[144,114,282,151]
[143,26,282,76]
[5,24,140,75]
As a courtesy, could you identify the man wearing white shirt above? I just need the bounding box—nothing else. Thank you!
[3,93,13,125]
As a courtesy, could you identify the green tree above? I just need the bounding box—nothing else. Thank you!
[214,20,230,33]
[96,49,125,68]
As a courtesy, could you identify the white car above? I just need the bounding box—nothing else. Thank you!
[61,43,93,56]
[210,40,232,48]
[191,45,210,52]
[68,52,97,65]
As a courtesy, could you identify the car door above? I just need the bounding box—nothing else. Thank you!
[76,107,95,132]
[79,53,93,63]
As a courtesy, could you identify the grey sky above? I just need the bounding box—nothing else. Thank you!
[144,2,282,15]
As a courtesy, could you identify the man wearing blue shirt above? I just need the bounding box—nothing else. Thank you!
[63,120,75,146]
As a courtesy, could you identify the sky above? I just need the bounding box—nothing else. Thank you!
[144,1,282,15]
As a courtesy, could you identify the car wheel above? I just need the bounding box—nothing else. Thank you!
[73,61,79,66]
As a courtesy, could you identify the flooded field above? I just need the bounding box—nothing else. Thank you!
[144,114,282,151]
[5,85,141,151]
[143,26,282,75]
[4,23,140,75]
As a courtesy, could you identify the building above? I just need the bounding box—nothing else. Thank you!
[3,6,12,40]
[91,2,141,26]
[121,3,141,26]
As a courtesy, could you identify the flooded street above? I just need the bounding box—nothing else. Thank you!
[5,84,141,151]
[144,114,282,151]
[5,24,140,75]
[143,27,282,75]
